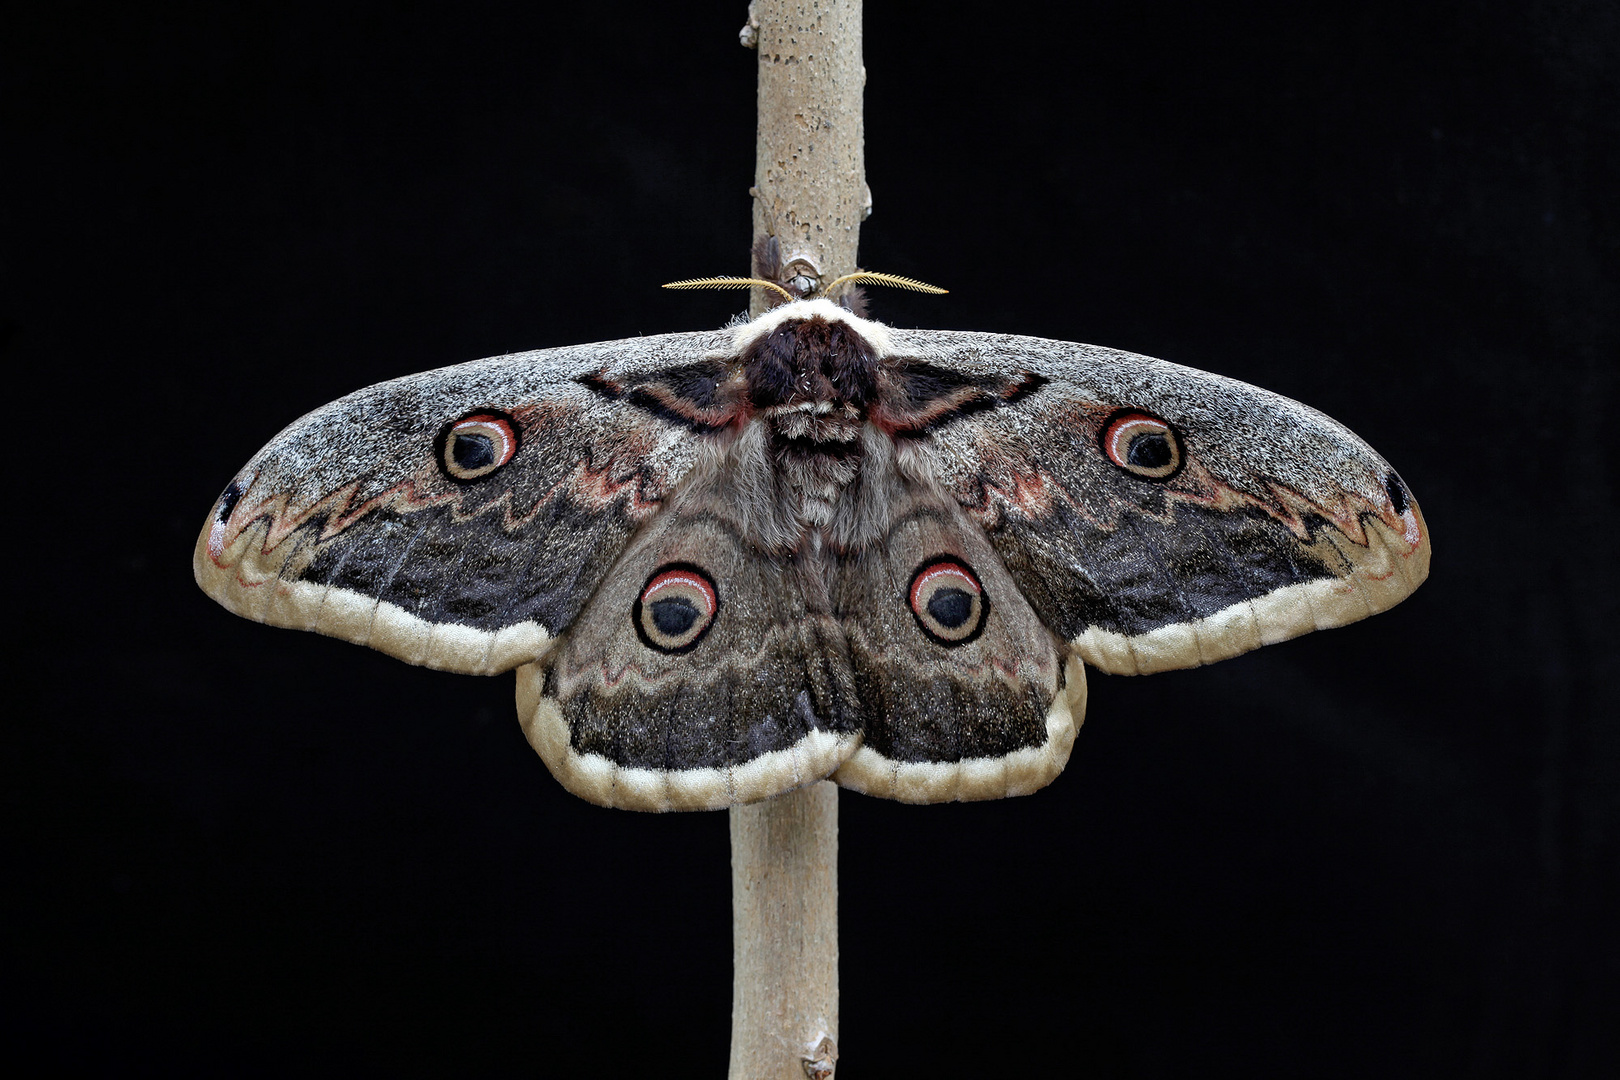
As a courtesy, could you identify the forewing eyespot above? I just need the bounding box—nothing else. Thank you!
[436,411,519,483]
[908,557,989,647]
[633,563,719,655]
[1100,409,1184,481]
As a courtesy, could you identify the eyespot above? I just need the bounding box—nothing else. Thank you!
[436,411,519,482]
[633,563,719,654]
[908,557,989,647]
[1100,410,1184,481]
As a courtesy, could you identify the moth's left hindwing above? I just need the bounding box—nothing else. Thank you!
[193,330,738,675]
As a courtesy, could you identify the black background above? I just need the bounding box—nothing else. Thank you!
[5,1,1616,1075]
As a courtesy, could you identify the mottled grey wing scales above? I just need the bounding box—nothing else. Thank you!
[194,331,733,675]
[882,328,1430,674]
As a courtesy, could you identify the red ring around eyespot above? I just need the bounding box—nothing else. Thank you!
[641,569,717,614]
[633,562,721,655]
[907,556,989,647]
[1101,411,1164,468]
[909,561,980,614]
[451,414,517,467]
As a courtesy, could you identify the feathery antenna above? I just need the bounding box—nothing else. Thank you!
[663,277,796,301]
[663,271,946,307]
[821,271,948,296]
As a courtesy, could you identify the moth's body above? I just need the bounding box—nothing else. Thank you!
[197,299,1429,811]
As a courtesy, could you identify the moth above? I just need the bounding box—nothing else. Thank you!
[195,278,1429,812]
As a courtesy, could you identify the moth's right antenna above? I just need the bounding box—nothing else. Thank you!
[663,277,796,302]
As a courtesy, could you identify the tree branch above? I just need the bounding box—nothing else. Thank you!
[746,0,869,316]
[729,782,840,1079]
[729,4,862,1076]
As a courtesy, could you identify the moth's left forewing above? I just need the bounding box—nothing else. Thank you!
[883,329,1430,675]
[194,332,735,675]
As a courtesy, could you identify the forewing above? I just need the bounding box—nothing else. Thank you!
[193,330,740,675]
[876,328,1430,675]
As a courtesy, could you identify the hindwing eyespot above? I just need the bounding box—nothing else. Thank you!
[633,563,719,654]
[908,557,989,647]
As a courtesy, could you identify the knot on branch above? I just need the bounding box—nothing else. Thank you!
[801,1032,838,1079]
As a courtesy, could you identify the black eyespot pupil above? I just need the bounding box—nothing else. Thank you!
[1127,433,1172,469]
[1385,472,1408,515]
[452,433,496,471]
[926,588,973,629]
[650,597,699,635]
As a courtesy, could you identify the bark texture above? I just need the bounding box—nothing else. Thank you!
[729,3,861,1076]
[729,781,840,1080]
[747,0,869,316]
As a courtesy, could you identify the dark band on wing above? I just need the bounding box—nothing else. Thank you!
[853,665,1054,764]
[542,625,862,773]
[989,500,1341,641]
[296,497,638,634]
[877,360,1049,436]
[577,362,739,434]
